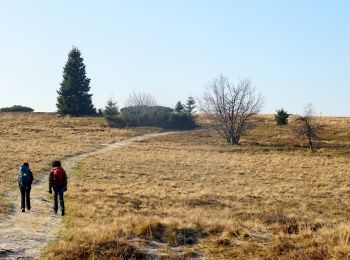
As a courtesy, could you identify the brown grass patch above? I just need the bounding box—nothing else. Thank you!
[129,219,204,246]
[50,238,151,260]
[39,115,350,258]
[0,112,160,218]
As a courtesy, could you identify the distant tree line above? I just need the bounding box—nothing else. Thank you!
[0,105,34,112]
[54,47,322,150]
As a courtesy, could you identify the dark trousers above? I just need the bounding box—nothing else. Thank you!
[53,187,65,212]
[19,185,31,210]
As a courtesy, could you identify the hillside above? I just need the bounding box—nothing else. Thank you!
[41,115,350,259]
[0,113,160,218]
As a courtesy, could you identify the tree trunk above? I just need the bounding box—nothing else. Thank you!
[308,135,314,152]
[229,135,240,145]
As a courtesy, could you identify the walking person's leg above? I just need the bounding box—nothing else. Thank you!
[26,186,31,210]
[53,188,59,214]
[20,186,25,212]
[58,188,65,216]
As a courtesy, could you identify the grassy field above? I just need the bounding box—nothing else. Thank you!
[42,115,350,259]
[0,112,160,218]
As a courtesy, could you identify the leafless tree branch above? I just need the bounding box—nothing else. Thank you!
[294,103,321,152]
[198,74,263,145]
[125,91,157,107]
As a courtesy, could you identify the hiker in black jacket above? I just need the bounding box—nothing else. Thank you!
[18,162,34,212]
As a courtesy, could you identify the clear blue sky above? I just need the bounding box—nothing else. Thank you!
[0,1,349,115]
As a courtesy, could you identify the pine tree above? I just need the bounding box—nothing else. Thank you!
[185,96,196,114]
[275,108,289,125]
[57,47,96,116]
[174,101,184,113]
[103,97,119,117]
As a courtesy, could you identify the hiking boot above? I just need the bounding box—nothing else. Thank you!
[53,209,58,214]
[61,208,65,216]
[21,208,25,212]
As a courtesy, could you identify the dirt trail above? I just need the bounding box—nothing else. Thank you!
[0,132,173,260]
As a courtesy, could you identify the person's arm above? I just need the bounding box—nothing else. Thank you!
[29,169,34,185]
[18,168,21,186]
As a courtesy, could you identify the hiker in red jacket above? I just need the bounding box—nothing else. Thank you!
[49,160,67,216]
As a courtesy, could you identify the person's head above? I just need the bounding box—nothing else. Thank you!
[52,160,61,167]
[23,162,29,167]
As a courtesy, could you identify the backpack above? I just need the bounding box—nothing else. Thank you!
[52,167,66,186]
[19,166,30,186]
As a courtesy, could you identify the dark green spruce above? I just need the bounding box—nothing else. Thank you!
[175,101,185,113]
[57,47,96,116]
[275,108,289,125]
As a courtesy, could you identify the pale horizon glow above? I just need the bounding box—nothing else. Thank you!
[0,1,349,116]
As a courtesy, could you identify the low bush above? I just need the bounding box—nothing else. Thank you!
[0,105,34,112]
[106,106,197,130]
[105,115,127,128]
[167,112,197,130]
[121,106,172,128]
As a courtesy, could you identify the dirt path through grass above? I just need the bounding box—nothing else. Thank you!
[0,132,173,259]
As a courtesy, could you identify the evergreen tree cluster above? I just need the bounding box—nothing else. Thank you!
[55,47,197,130]
[174,96,196,114]
[103,95,197,130]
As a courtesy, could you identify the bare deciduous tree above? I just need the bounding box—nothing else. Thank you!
[294,103,321,152]
[125,91,157,107]
[199,74,263,145]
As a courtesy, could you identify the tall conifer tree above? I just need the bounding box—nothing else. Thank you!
[185,96,196,114]
[57,47,95,116]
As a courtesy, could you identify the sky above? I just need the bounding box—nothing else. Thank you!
[0,1,349,116]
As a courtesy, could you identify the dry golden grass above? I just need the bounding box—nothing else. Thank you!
[43,115,350,259]
[0,112,160,218]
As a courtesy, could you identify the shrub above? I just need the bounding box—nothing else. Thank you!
[106,106,198,130]
[167,112,197,130]
[275,109,289,125]
[96,108,103,117]
[294,103,321,152]
[0,105,34,112]
[121,106,173,128]
[105,115,127,128]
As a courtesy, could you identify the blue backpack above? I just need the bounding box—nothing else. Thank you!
[19,165,30,186]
